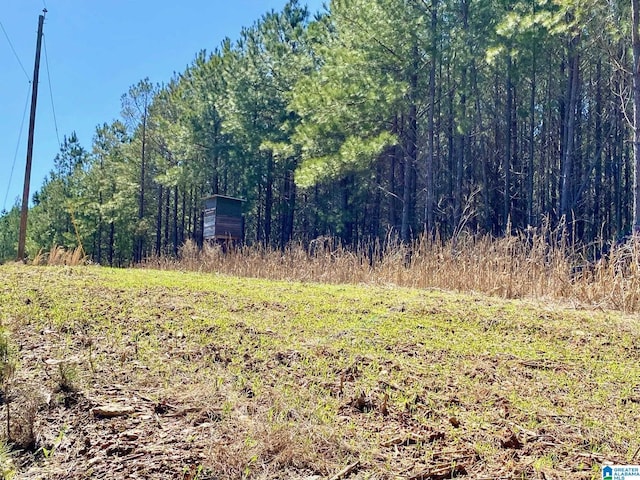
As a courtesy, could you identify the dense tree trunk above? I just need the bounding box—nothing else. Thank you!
[504,55,513,231]
[173,186,179,255]
[592,60,603,239]
[372,162,382,238]
[402,99,418,243]
[424,0,438,236]
[341,177,354,244]
[264,154,274,247]
[280,167,296,249]
[180,189,186,246]
[560,37,580,220]
[96,191,103,264]
[446,64,455,236]
[389,123,400,230]
[164,186,170,253]
[135,110,147,263]
[527,57,536,227]
[156,184,163,255]
[108,222,114,267]
[633,0,640,233]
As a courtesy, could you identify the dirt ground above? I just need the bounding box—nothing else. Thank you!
[0,266,635,479]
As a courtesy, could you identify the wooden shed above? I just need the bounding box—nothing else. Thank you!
[203,195,245,243]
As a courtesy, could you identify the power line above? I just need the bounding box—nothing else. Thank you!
[43,34,61,148]
[3,83,32,212]
[0,19,31,81]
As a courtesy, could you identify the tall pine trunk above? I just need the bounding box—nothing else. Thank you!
[560,37,580,220]
[504,55,513,231]
[264,154,274,247]
[156,184,163,255]
[593,60,603,239]
[632,0,640,232]
[173,186,179,255]
[108,222,115,267]
[425,0,437,236]
[527,57,536,227]
[401,43,419,243]
[135,109,147,262]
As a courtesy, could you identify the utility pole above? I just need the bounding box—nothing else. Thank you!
[17,9,46,261]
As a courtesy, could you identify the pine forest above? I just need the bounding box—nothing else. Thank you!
[2,0,640,265]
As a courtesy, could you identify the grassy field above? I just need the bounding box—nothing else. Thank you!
[0,264,638,479]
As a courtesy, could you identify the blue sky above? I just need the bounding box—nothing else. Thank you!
[0,0,325,212]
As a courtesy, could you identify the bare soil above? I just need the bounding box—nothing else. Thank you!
[0,266,636,479]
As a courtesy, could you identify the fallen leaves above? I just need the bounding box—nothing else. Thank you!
[499,429,523,450]
[351,391,374,413]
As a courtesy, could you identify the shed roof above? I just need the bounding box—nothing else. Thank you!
[202,194,246,202]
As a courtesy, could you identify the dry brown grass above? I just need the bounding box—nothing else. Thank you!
[32,246,87,267]
[143,225,640,313]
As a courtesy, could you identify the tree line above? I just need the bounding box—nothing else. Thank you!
[0,0,638,265]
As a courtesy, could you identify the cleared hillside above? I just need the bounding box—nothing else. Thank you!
[0,265,637,479]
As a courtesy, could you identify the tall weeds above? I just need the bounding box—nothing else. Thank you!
[32,246,86,267]
[142,224,640,313]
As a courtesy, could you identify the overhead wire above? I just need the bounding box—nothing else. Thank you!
[3,8,57,211]
[3,84,32,212]
[43,34,61,148]
[1,12,33,210]
[0,19,30,81]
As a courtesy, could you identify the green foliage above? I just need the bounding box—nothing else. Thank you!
[28,134,90,254]
[295,131,396,187]
[0,207,19,264]
[15,0,640,258]
[290,0,418,187]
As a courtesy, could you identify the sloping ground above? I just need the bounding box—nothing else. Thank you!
[0,265,638,479]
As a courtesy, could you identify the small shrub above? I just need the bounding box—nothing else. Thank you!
[57,362,78,393]
[9,392,39,451]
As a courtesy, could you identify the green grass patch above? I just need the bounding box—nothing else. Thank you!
[0,264,637,479]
